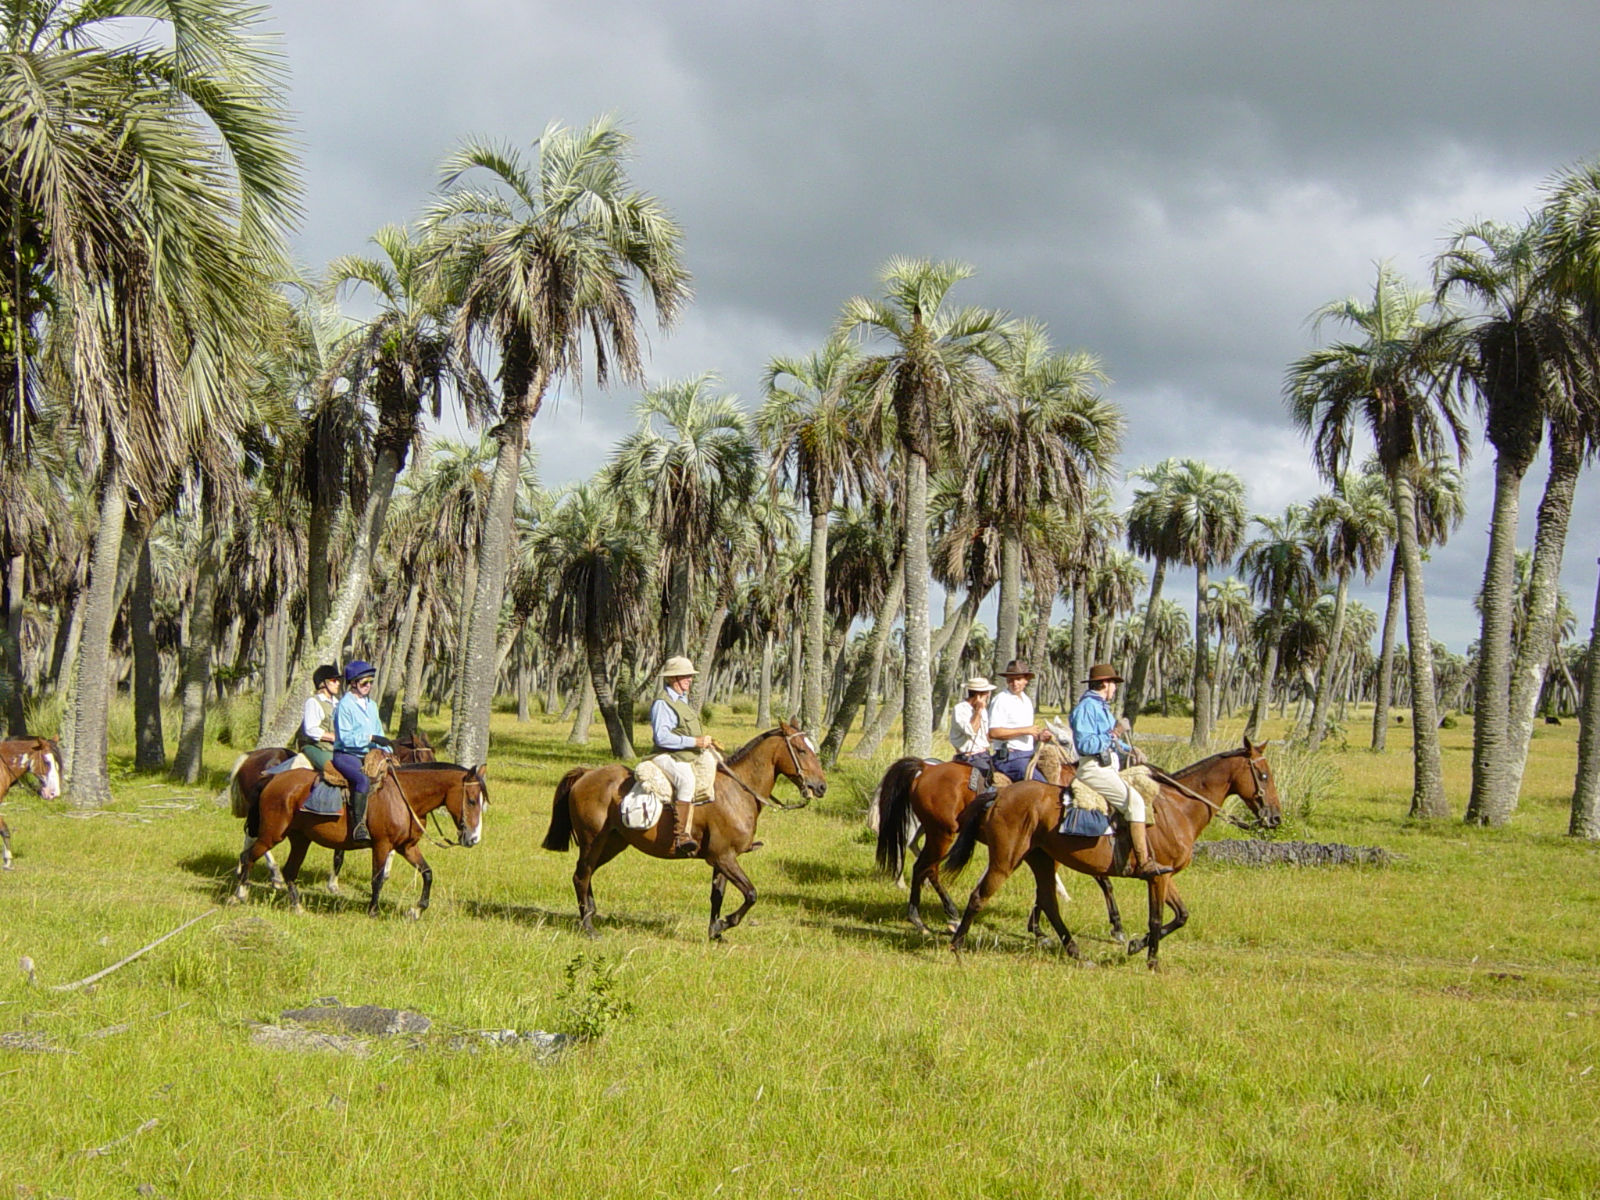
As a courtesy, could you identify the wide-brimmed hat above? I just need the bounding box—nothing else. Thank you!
[999,659,1036,679]
[659,655,698,679]
[963,676,996,693]
[1084,663,1124,684]
[344,660,376,684]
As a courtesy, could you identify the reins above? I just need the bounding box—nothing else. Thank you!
[711,728,816,811]
[1152,759,1265,831]
[387,766,466,848]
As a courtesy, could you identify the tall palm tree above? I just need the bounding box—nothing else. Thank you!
[1087,548,1145,666]
[1123,459,1184,723]
[1063,488,1122,688]
[1207,575,1256,719]
[1,0,299,803]
[1239,505,1317,738]
[759,337,877,732]
[982,319,1118,673]
[609,373,758,660]
[1305,474,1393,749]
[1434,217,1596,823]
[1571,557,1600,840]
[1287,265,1468,817]
[1161,459,1247,747]
[837,257,1008,757]
[527,483,655,758]
[425,117,690,767]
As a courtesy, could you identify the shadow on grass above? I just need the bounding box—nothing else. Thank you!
[456,895,680,938]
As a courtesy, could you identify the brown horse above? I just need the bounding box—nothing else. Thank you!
[228,733,439,892]
[944,738,1282,970]
[233,756,487,918]
[0,738,62,870]
[542,722,827,939]
[873,752,1092,935]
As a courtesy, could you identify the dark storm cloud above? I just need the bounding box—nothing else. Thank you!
[269,1,1600,646]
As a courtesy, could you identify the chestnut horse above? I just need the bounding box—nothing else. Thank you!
[873,752,1091,935]
[228,733,438,892]
[944,738,1282,970]
[0,738,62,870]
[542,722,827,940]
[233,756,486,918]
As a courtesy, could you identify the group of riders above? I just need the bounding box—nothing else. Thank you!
[948,658,1173,878]
[298,651,1170,876]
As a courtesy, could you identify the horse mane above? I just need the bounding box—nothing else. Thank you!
[395,761,473,773]
[1174,745,1251,775]
[726,728,785,766]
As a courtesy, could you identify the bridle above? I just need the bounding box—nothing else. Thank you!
[391,766,485,848]
[1158,751,1271,831]
[715,728,818,811]
[780,726,822,804]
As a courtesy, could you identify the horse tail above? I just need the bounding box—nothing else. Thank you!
[542,767,585,853]
[873,757,925,877]
[227,754,250,819]
[943,795,987,880]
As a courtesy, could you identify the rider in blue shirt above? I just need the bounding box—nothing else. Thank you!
[331,660,389,842]
[1069,663,1170,877]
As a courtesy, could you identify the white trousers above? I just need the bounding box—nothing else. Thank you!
[651,755,696,805]
[1076,754,1146,823]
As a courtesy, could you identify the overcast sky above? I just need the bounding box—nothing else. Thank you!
[269,1,1600,651]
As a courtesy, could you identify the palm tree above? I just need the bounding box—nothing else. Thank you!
[982,320,1118,673]
[1123,459,1184,723]
[1161,460,1247,747]
[527,483,655,758]
[759,337,877,732]
[837,257,1008,757]
[1087,548,1145,666]
[1305,474,1393,749]
[609,374,758,660]
[1207,575,1256,719]
[425,117,690,768]
[1571,557,1600,839]
[1063,488,1122,688]
[1239,505,1317,739]
[1287,265,1468,817]
[1434,217,1596,824]
[2,0,299,803]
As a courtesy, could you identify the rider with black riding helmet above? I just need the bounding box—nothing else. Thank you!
[299,664,341,772]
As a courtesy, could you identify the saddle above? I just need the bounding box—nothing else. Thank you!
[1066,763,1161,815]
[302,749,390,817]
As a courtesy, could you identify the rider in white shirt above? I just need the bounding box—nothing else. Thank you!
[987,659,1053,784]
[948,676,996,779]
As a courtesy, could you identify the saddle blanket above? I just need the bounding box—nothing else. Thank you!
[1067,764,1160,815]
[263,753,312,777]
[301,780,347,817]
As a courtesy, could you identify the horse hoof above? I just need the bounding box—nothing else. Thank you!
[708,922,726,941]
[406,907,421,921]
[326,882,341,896]
[1147,960,1162,973]
[226,892,243,906]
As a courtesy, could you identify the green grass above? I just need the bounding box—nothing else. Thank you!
[0,703,1596,1197]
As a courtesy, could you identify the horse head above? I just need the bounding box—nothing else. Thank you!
[1236,736,1282,829]
[447,765,488,847]
[8,740,61,801]
[778,718,828,800]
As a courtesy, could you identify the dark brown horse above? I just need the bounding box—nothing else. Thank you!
[944,738,1282,970]
[873,751,1086,934]
[0,738,62,870]
[228,733,439,892]
[542,722,827,939]
[233,756,487,917]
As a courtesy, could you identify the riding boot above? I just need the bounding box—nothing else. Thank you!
[670,801,699,857]
[348,787,370,844]
[1128,820,1173,877]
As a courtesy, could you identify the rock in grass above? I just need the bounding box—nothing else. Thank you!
[1194,840,1395,867]
[279,1003,431,1035]
[446,1029,573,1059]
[0,1031,61,1052]
[250,1024,372,1056]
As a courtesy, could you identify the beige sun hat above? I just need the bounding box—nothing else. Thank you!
[659,655,698,678]
[963,676,996,693]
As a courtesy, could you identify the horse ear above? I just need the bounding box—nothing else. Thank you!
[474,763,487,779]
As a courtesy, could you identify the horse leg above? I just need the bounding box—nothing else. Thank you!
[1128,876,1178,971]
[949,851,1022,952]
[397,842,432,920]
[1027,872,1074,940]
[368,844,396,917]
[708,855,757,941]
[1125,878,1187,960]
[906,830,952,933]
[709,869,728,931]
[1098,875,1127,943]
[573,832,623,937]
[1024,849,1084,960]
[279,834,311,914]
[327,849,345,895]
[0,814,11,870]
[897,825,924,891]
[233,826,284,904]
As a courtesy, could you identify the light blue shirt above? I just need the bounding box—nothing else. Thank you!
[650,690,698,752]
[1070,691,1131,758]
[333,693,387,754]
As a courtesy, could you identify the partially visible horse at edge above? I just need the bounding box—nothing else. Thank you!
[0,738,62,869]
[542,722,827,940]
[943,738,1282,970]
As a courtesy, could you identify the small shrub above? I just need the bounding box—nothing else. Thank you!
[1265,740,1341,827]
[1438,712,1458,729]
[556,952,634,1043]
[728,696,755,715]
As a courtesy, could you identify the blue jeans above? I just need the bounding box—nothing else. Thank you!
[330,752,369,795]
[993,748,1047,784]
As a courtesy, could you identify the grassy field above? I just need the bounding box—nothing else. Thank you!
[0,702,1596,1198]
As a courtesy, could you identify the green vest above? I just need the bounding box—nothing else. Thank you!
[654,692,703,763]
[300,694,334,748]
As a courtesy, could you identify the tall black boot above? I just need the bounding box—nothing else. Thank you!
[349,787,370,844]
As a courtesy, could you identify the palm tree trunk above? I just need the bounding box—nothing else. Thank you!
[1245,589,1284,740]
[993,531,1023,676]
[1123,557,1167,725]
[448,547,481,738]
[802,505,829,731]
[1070,573,1089,696]
[1371,550,1403,752]
[3,552,28,734]
[1570,557,1600,839]
[568,674,597,745]
[582,618,634,758]
[822,553,905,763]
[930,588,981,732]
[173,484,222,784]
[130,533,165,769]
[1191,567,1213,748]
[306,501,332,643]
[260,604,287,744]
[665,555,693,658]
[1497,431,1582,822]
[854,664,905,760]
[1465,455,1524,822]
[1393,469,1447,818]
[758,630,775,727]
[65,464,128,806]
[900,453,933,757]
[397,600,432,739]
[1026,593,1052,692]
[1307,571,1349,751]
[380,577,421,727]
[689,598,732,711]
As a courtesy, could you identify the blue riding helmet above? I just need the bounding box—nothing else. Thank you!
[344,660,376,684]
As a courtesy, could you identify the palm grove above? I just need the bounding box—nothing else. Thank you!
[2,3,1597,836]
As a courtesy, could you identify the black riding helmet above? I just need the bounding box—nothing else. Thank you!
[312,664,340,689]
